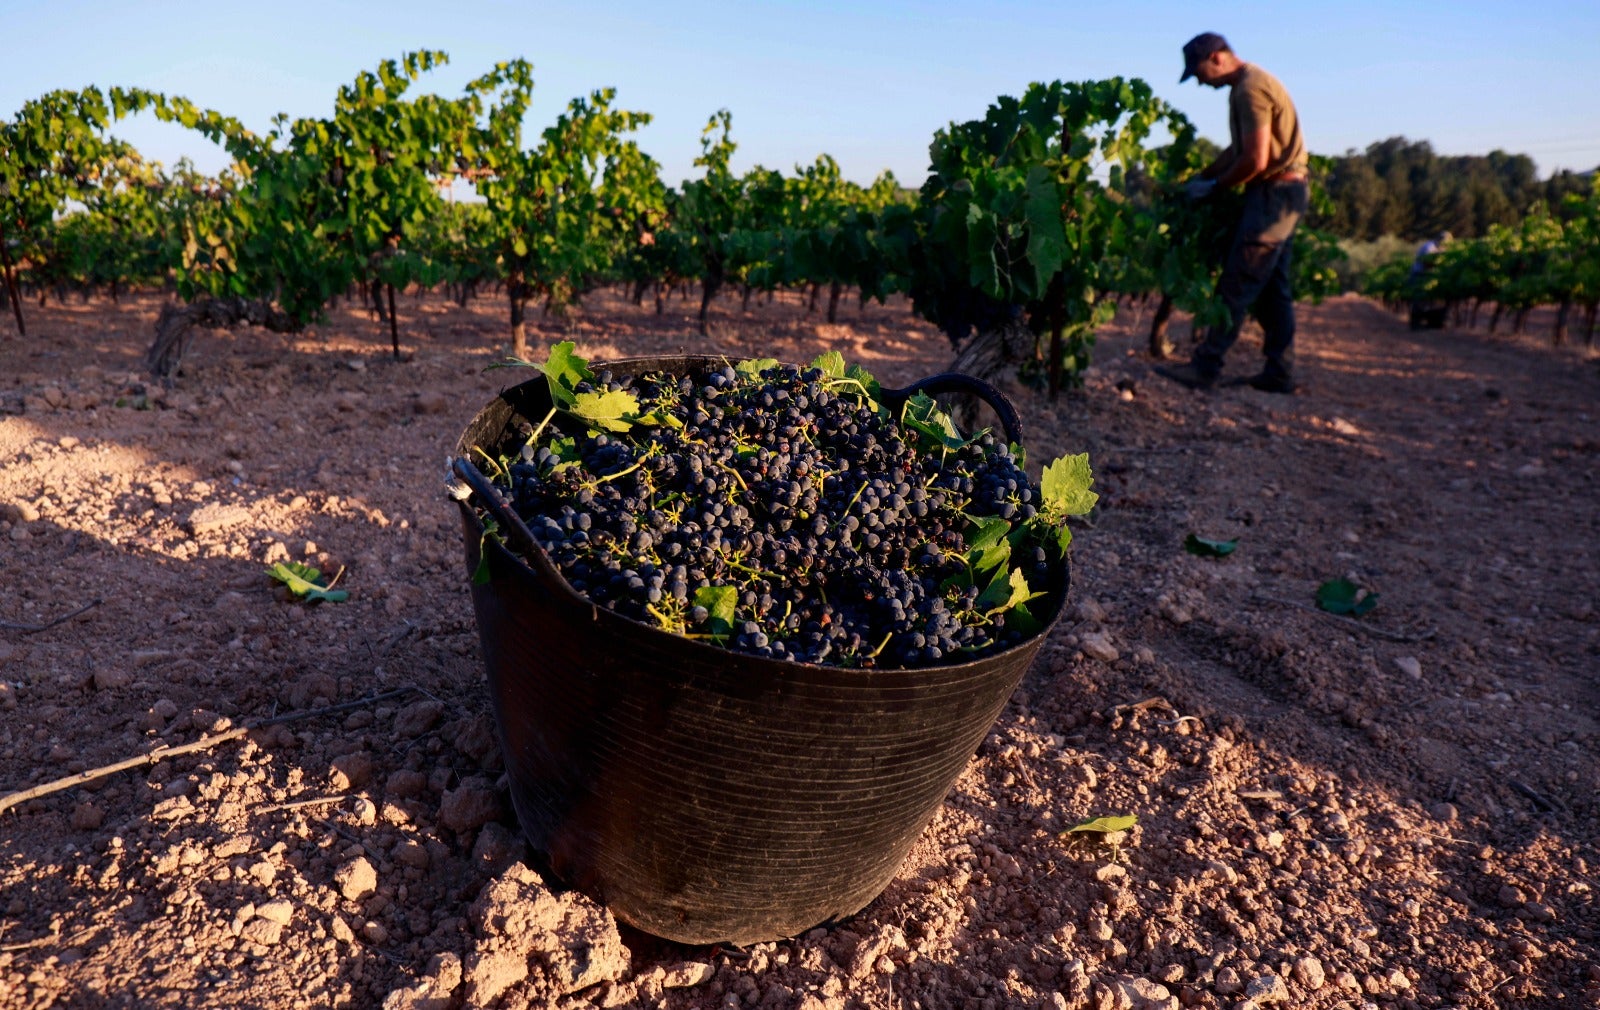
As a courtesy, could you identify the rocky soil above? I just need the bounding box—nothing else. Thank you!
[0,287,1596,1010]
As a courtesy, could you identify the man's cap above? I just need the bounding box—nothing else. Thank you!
[1180,32,1230,82]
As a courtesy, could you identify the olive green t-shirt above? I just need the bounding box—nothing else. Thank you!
[1229,63,1306,178]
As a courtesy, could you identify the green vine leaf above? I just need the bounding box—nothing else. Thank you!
[266,561,349,603]
[1316,578,1378,617]
[1184,534,1239,558]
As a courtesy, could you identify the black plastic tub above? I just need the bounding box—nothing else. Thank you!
[452,355,1069,945]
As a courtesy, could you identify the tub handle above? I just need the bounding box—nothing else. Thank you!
[878,372,1024,447]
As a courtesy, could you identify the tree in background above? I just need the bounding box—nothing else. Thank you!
[907,78,1191,396]
[0,88,154,335]
[466,59,653,358]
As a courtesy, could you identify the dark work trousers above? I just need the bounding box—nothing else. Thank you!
[1193,179,1309,381]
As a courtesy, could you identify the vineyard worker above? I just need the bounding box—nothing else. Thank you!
[1156,32,1309,395]
[1410,231,1452,279]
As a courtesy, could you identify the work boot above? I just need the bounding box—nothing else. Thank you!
[1154,361,1218,390]
[1243,371,1297,394]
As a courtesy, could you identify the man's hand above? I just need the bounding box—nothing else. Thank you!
[1183,178,1217,201]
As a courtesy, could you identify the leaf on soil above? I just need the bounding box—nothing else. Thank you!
[1316,578,1378,617]
[266,562,349,603]
[1184,533,1239,558]
[1064,814,1139,835]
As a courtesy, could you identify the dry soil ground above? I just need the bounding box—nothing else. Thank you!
[0,286,1596,1010]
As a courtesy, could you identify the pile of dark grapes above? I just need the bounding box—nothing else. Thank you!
[487,361,1063,669]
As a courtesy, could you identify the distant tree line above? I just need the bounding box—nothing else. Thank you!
[1309,137,1594,241]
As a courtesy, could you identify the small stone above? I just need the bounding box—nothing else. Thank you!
[394,700,445,738]
[256,899,294,925]
[186,502,252,536]
[41,386,65,408]
[1094,863,1126,882]
[363,921,389,944]
[92,667,131,691]
[1245,973,1291,1003]
[661,962,716,988]
[352,797,379,827]
[1291,956,1325,990]
[1386,969,1411,989]
[1073,597,1107,623]
[413,391,449,415]
[335,857,378,901]
[1163,603,1192,625]
[1497,883,1528,908]
[1393,656,1422,679]
[1107,975,1177,1009]
[6,501,41,524]
[1214,967,1242,995]
[1334,971,1361,992]
[440,783,501,834]
[386,769,427,799]
[471,821,520,871]
[1086,917,1114,942]
[393,839,430,870]
[330,916,356,944]
[329,751,374,791]
[57,436,80,450]
[70,802,103,831]
[1205,859,1238,884]
[1079,630,1119,663]
[240,918,284,945]
[1429,802,1458,823]
[346,358,367,372]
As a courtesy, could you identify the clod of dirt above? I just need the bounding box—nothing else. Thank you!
[382,952,462,1010]
[1245,972,1292,1003]
[395,699,446,737]
[335,856,378,901]
[460,863,628,1006]
[440,779,503,835]
[329,751,374,790]
[1291,955,1326,990]
[1079,630,1120,662]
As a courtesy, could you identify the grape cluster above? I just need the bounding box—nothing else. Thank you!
[491,362,1059,669]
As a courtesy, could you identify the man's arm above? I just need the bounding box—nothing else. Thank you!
[1211,128,1270,188]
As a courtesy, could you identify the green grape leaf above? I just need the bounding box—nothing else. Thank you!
[1316,578,1379,617]
[967,515,1013,553]
[1041,453,1098,517]
[978,566,1039,616]
[1008,601,1044,637]
[1065,814,1139,835]
[808,351,847,378]
[1184,534,1239,558]
[543,436,583,472]
[570,389,640,432]
[901,391,969,452]
[844,364,882,401]
[266,561,349,603]
[692,585,738,638]
[735,357,780,379]
[537,340,593,409]
[470,519,502,586]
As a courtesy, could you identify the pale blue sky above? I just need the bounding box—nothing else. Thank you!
[5,0,1598,187]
